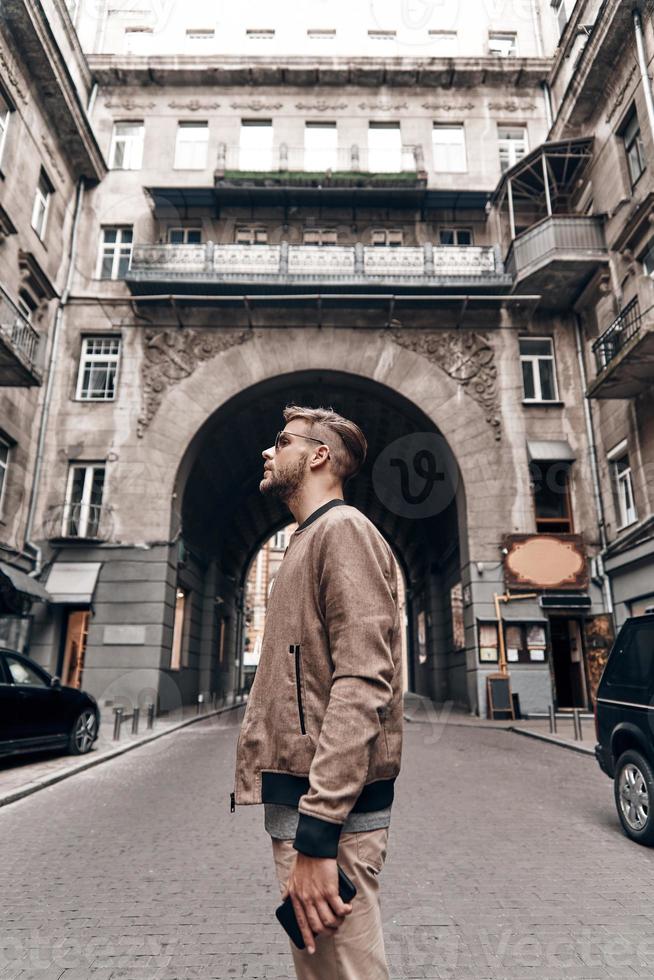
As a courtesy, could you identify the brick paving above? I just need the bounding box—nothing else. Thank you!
[1,706,653,979]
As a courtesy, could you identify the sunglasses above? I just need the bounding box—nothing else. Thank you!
[274,430,330,459]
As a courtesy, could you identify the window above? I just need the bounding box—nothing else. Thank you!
[246,29,274,39]
[31,169,53,240]
[368,30,396,40]
[174,122,209,170]
[303,228,338,245]
[235,226,268,245]
[170,587,189,669]
[530,460,573,533]
[439,228,473,246]
[307,29,335,40]
[552,0,569,37]
[304,122,337,171]
[498,125,528,174]
[168,227,202,244]
[76,336,121,401]
[488,32,517,56]
[124,26,153,54]
[478,622,499,663]
[63,463,105,538]
[185,28,215,48]
[609,442,638,529]
[17,292,34,321]
[505,623,547,664]
[432,124,467,172]
[642,236,654,276]
[271,530,286,549]
[6,656,48,687]
[97,226,133,279]
[428,30,458,55]
[602,622,654,691]
[0,89,12,168]
[239,120,273,171]
[371,229,403,246]
[622,107,646,187]
[109,121,144,170]
[0,436,9,514]
[519,337,559,401]
[368,122,402,172]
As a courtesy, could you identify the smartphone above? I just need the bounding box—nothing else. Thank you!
[275,863,357,950]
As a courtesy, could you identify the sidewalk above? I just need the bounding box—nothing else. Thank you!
[403,692,596,755]
[0,696,245,809]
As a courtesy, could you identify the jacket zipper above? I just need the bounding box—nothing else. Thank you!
[292,643,307,735]
[230,791,235,812]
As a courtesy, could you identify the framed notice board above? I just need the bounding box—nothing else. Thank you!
[486,673,514,720]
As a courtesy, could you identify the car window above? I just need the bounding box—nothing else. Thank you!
[0,656,8,684]
[603,624,654,691]
[6,657,49,688]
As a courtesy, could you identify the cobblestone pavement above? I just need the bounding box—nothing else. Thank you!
[1,707,653,980]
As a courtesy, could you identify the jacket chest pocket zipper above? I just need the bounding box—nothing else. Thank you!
[290,643,306,735]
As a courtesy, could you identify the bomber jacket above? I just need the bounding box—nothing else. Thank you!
[231,498,403,858]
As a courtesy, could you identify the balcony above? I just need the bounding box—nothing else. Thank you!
[44,502,112,543]
[505,215,607,306]
[587,277,654,399]
[0,288,43,386]
[126,242,510,296]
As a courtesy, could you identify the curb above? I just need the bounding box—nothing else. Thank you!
[509,725,595,756]
[0,701,245,810]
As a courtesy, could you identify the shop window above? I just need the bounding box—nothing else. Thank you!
[170,587,190,669]
[505,623,547,664]
[478,622,499,663]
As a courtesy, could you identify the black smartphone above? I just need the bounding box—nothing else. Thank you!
[275,863,357,950]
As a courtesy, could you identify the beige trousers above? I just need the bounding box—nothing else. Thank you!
[271,827,390,980]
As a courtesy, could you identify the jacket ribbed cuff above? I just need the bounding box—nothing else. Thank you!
[293,812,343,858]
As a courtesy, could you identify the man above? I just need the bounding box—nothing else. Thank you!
[231,404,403,979]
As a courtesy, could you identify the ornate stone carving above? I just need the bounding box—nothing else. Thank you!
[422,101,474,111]
[104,99,156,111]
[138,328,253,437]
[169,100,220,111]
[606,62,637,122]
[230,100,283,111]
[358,101,408,111]
[0,48,28,104]
[40,136,65,183]
[295,101,348,112]
[387,330,502,440]
[487,100,537,112]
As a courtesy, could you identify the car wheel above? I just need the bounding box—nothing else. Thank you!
[68,708,97,755]
[614,749,654,846]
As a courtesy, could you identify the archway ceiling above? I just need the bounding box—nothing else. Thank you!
[181,370,459,589]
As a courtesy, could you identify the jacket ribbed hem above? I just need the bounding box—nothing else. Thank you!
[260,770,396,812]
[293,812,343,858]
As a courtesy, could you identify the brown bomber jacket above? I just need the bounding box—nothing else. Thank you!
[231,498,403,858]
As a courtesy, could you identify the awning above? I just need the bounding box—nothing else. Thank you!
[0,562,51,602]
[527,439,576,462]
[45,562,102,604]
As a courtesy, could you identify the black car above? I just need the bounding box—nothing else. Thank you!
[0,649,100,760]
[595,613,654,845]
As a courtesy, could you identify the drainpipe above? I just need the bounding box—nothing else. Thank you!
[634,9,654,138]
[573,313,614,615]
[541,81,554,131]
[25,178,85,574]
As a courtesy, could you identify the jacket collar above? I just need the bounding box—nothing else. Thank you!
[293,498,347,535]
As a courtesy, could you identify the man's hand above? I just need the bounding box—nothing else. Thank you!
[281,852,353,954]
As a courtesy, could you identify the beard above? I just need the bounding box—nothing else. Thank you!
[260,452,309,501]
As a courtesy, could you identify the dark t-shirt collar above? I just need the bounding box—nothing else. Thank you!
[294,498,347,534]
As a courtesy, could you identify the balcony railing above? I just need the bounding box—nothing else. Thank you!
[0,288,42,385]
[592,296,642,372]
[215,142,426,177]
[128,242,506,291]
[506,215,606,276]
[44,503,111,542]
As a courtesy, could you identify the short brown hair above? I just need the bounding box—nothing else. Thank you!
[282,404,367,485]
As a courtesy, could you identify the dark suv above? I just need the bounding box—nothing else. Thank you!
[595,614,654,845]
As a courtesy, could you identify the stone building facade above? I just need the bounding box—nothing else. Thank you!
[0,0,652,718]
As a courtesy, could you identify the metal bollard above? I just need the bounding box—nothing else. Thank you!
[146,703,155,729]
[573,708,582,741]
[197,693,204,715]
[131,706,140,735]
[548,704,557,734]
[113,706,124,741]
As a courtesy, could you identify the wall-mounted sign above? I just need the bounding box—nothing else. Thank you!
[503,534,588,591]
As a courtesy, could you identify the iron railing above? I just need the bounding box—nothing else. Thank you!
[215,142,426,175]
[592,296,643,372]
[0,288,41,376]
